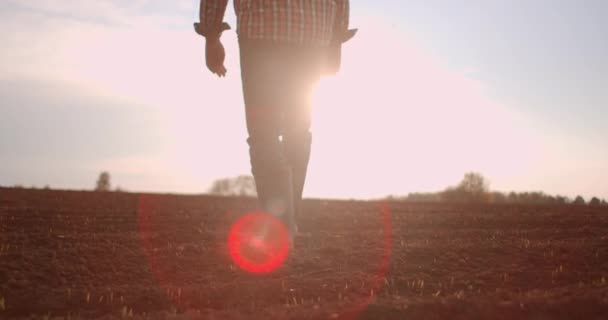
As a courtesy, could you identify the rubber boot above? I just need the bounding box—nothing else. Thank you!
[248,136,296,247]
[282,131,312,228]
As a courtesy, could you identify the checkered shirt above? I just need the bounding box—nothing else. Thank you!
[197,0,349,47]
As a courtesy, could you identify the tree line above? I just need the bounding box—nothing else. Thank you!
[88,171,607,206]
[387,172,607,206]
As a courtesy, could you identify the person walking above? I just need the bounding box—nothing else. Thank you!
[195,0,355,246]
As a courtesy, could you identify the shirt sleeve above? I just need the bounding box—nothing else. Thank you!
[195,0,229,37]
[333,0,350,43]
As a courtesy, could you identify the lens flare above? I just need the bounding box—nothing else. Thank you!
[227,211,290,273]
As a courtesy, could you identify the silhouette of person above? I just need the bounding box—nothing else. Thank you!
[196,0,355,245]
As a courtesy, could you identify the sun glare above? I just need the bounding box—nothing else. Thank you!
[307,20,542,199]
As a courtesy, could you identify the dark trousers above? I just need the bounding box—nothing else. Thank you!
[239,39,323,231]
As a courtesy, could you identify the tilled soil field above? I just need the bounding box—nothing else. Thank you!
[1,187,608,319]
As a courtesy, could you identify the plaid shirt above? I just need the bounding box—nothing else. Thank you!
[197,0,349,47]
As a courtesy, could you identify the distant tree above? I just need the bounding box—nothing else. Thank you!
[458,172,489,196]
[488,191,507,203]
[602,199,608,206]
[507,191,519,203]
[209,175,257,197]
[440,186,463,202]
[573,195,585,205]
[554,195,568,205]
[533,192,548,204]
[95,171,111,192]
[210,178,231,195]
[589,197,601,206]
[519,192,532,203]
[441,172,489,203]
[44,185,50,190]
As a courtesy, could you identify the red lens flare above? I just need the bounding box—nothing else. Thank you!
[227,211,291,273]
[137,194,391,319]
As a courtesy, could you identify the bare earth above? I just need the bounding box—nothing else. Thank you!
[1,187,608,319]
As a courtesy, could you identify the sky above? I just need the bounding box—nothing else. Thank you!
[1,0,607,200]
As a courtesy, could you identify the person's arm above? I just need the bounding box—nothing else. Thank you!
[195,0,229,39]
[194,0,230,77]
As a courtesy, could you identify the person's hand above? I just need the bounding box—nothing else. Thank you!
[205,37,227,77]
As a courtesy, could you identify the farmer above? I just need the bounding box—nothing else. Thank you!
[195,0,355,245]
